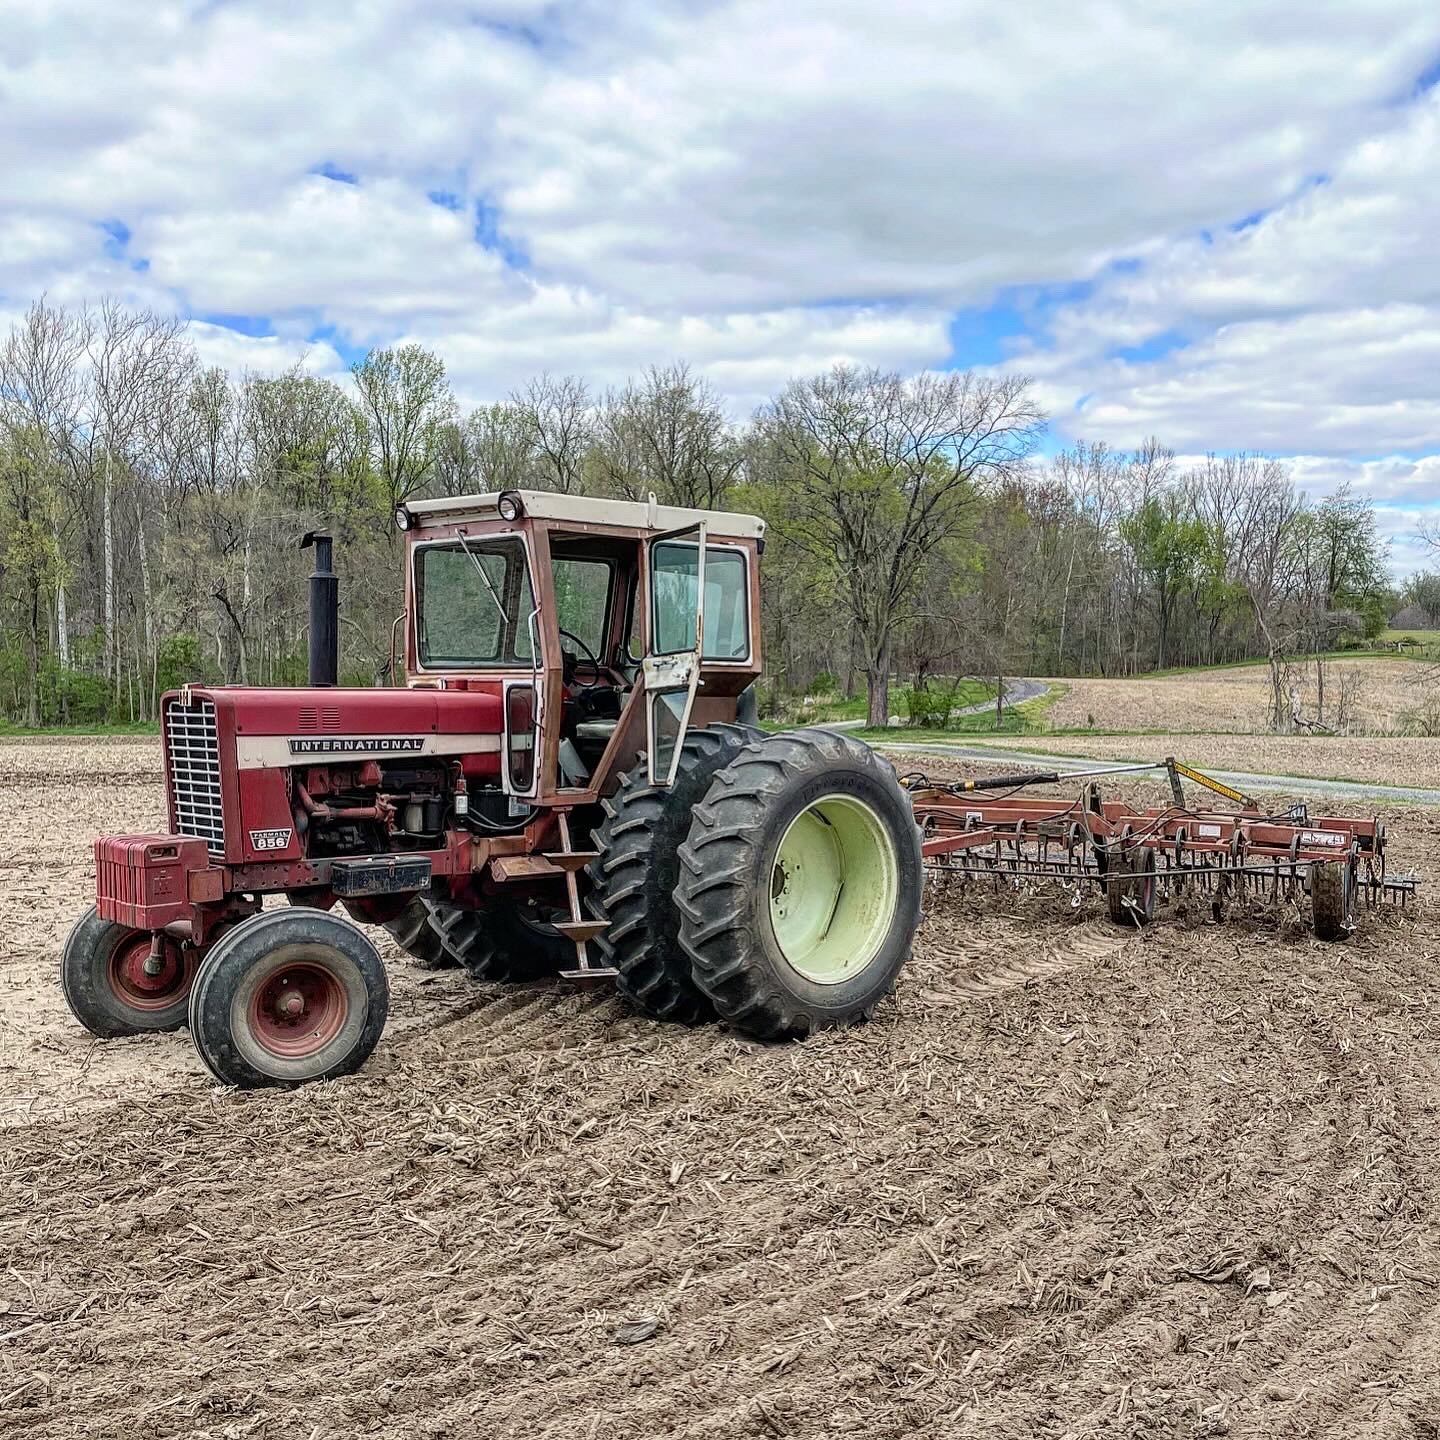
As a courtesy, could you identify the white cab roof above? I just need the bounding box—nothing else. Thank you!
[404,489,765,540]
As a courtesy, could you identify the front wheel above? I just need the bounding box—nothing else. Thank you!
[677,729,923,1039]
[60,905,196,1037]
[188,909,389,1089]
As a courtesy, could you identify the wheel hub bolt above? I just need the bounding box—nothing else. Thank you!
[275,988,305,1020]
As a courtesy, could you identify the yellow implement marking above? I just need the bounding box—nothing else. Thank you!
[1172,761,1251,808]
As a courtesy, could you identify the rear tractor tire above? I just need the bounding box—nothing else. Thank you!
[429,895,574,983]
[60,905,196,1037]
[378,894,456,970]
[677,729,923,1040]
[586,723,762,1024]
[1105,847,1157,927]
[188,908,389,1089]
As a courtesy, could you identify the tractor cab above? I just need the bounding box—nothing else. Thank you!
[395,489,765,803]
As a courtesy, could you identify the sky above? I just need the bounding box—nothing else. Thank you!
[3,0,1438,574]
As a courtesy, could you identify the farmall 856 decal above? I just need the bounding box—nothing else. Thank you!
[249,828,293,851]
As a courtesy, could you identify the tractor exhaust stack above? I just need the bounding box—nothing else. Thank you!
[301,531,338,687]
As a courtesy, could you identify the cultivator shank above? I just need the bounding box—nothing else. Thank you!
[905,758,1418,939]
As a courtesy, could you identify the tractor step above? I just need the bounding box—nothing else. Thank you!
[559,965,619,981]
[490,855,565,882]
[552,919,608,943]
[542,850,600,872]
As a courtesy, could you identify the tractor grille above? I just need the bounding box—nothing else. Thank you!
[166,696,225,858]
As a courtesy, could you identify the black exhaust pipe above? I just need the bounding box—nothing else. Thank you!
[300,531,338,687]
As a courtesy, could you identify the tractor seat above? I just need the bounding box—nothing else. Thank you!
[574,718,620,744]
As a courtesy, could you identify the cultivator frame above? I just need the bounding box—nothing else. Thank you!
[905,757,1418,939]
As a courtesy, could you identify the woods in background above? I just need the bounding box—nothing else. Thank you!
[0,298,1399,730]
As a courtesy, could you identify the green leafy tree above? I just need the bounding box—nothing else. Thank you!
[1119,494,1209,668]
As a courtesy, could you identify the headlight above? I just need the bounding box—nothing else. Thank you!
[497,491,524,523]
[394,505,411,531]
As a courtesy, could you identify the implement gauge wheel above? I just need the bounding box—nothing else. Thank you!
[60,905,196,1037]
[1311,859,1357,942]
[677,729,923,1039]
[1105,848,1157,927]
[188,909,389,1089]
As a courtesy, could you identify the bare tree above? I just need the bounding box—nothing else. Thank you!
[512,374,590,494]
[591,363,741,508]
[467,402,535,493]
[756,365,1044,725]
[0,300,89,672]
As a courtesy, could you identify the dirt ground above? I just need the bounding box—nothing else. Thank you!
[976,732,1440,791]
[4,738,1440,1438]
[1046,659,1430,735]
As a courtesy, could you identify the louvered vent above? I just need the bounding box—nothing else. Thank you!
[166,696,225,858]
[297,706,342,732]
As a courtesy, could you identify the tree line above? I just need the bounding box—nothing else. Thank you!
[0,298,1398,730]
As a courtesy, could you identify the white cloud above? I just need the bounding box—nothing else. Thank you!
[410,297,951,413]
[1018,90,1440,458]
[485,0,1440,310]
[140,177,518,331]
[186,321,347,381]
[0,0,1438,566]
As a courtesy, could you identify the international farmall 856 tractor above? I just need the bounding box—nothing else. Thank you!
[62,491,926,1087]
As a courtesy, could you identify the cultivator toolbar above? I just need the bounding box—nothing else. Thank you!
[904,757,1419,940]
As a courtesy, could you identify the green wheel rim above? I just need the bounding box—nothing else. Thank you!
[768,795,899,984]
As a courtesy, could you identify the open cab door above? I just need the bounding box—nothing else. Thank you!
[502,607,544,805]
[644,520,707,786]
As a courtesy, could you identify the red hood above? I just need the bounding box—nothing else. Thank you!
[175,685,503,737]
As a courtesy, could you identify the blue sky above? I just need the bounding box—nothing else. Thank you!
[2,0,1438,571]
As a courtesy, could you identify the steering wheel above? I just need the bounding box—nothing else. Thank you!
[558,627,603,686]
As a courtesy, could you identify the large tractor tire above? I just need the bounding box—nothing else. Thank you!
[428,896,574,983]
[676,729,923,1039]
[378,895,456,970]
[188,908,389,1089]
[60,905,197,1037]
[586,723,762,1024]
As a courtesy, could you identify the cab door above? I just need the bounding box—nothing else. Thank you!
[502,604,544,804]
[643,522,707,786]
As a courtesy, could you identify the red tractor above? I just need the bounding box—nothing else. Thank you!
[63,491,925,1087]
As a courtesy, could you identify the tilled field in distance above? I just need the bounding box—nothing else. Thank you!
[2,738,1439,1438]
[1045,659,1429,735]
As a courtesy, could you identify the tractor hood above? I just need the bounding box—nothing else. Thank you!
[191,685,503,746]
[163,684,503,775]
[159,684,506,866]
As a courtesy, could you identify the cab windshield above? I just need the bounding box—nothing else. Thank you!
[415,538,535,668]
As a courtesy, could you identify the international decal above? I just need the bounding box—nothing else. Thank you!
[287,736,426,755]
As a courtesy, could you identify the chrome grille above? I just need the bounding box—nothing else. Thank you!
[166,696,225,858]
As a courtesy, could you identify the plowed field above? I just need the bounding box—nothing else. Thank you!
[2,738,1439,1438]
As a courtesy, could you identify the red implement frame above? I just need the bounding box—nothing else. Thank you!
[908,760,1416,938]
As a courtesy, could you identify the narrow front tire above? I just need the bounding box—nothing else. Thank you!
[60,905,196,1037]
[188,909,389,1089]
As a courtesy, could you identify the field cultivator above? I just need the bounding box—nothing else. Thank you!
[905,757,1419,939]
